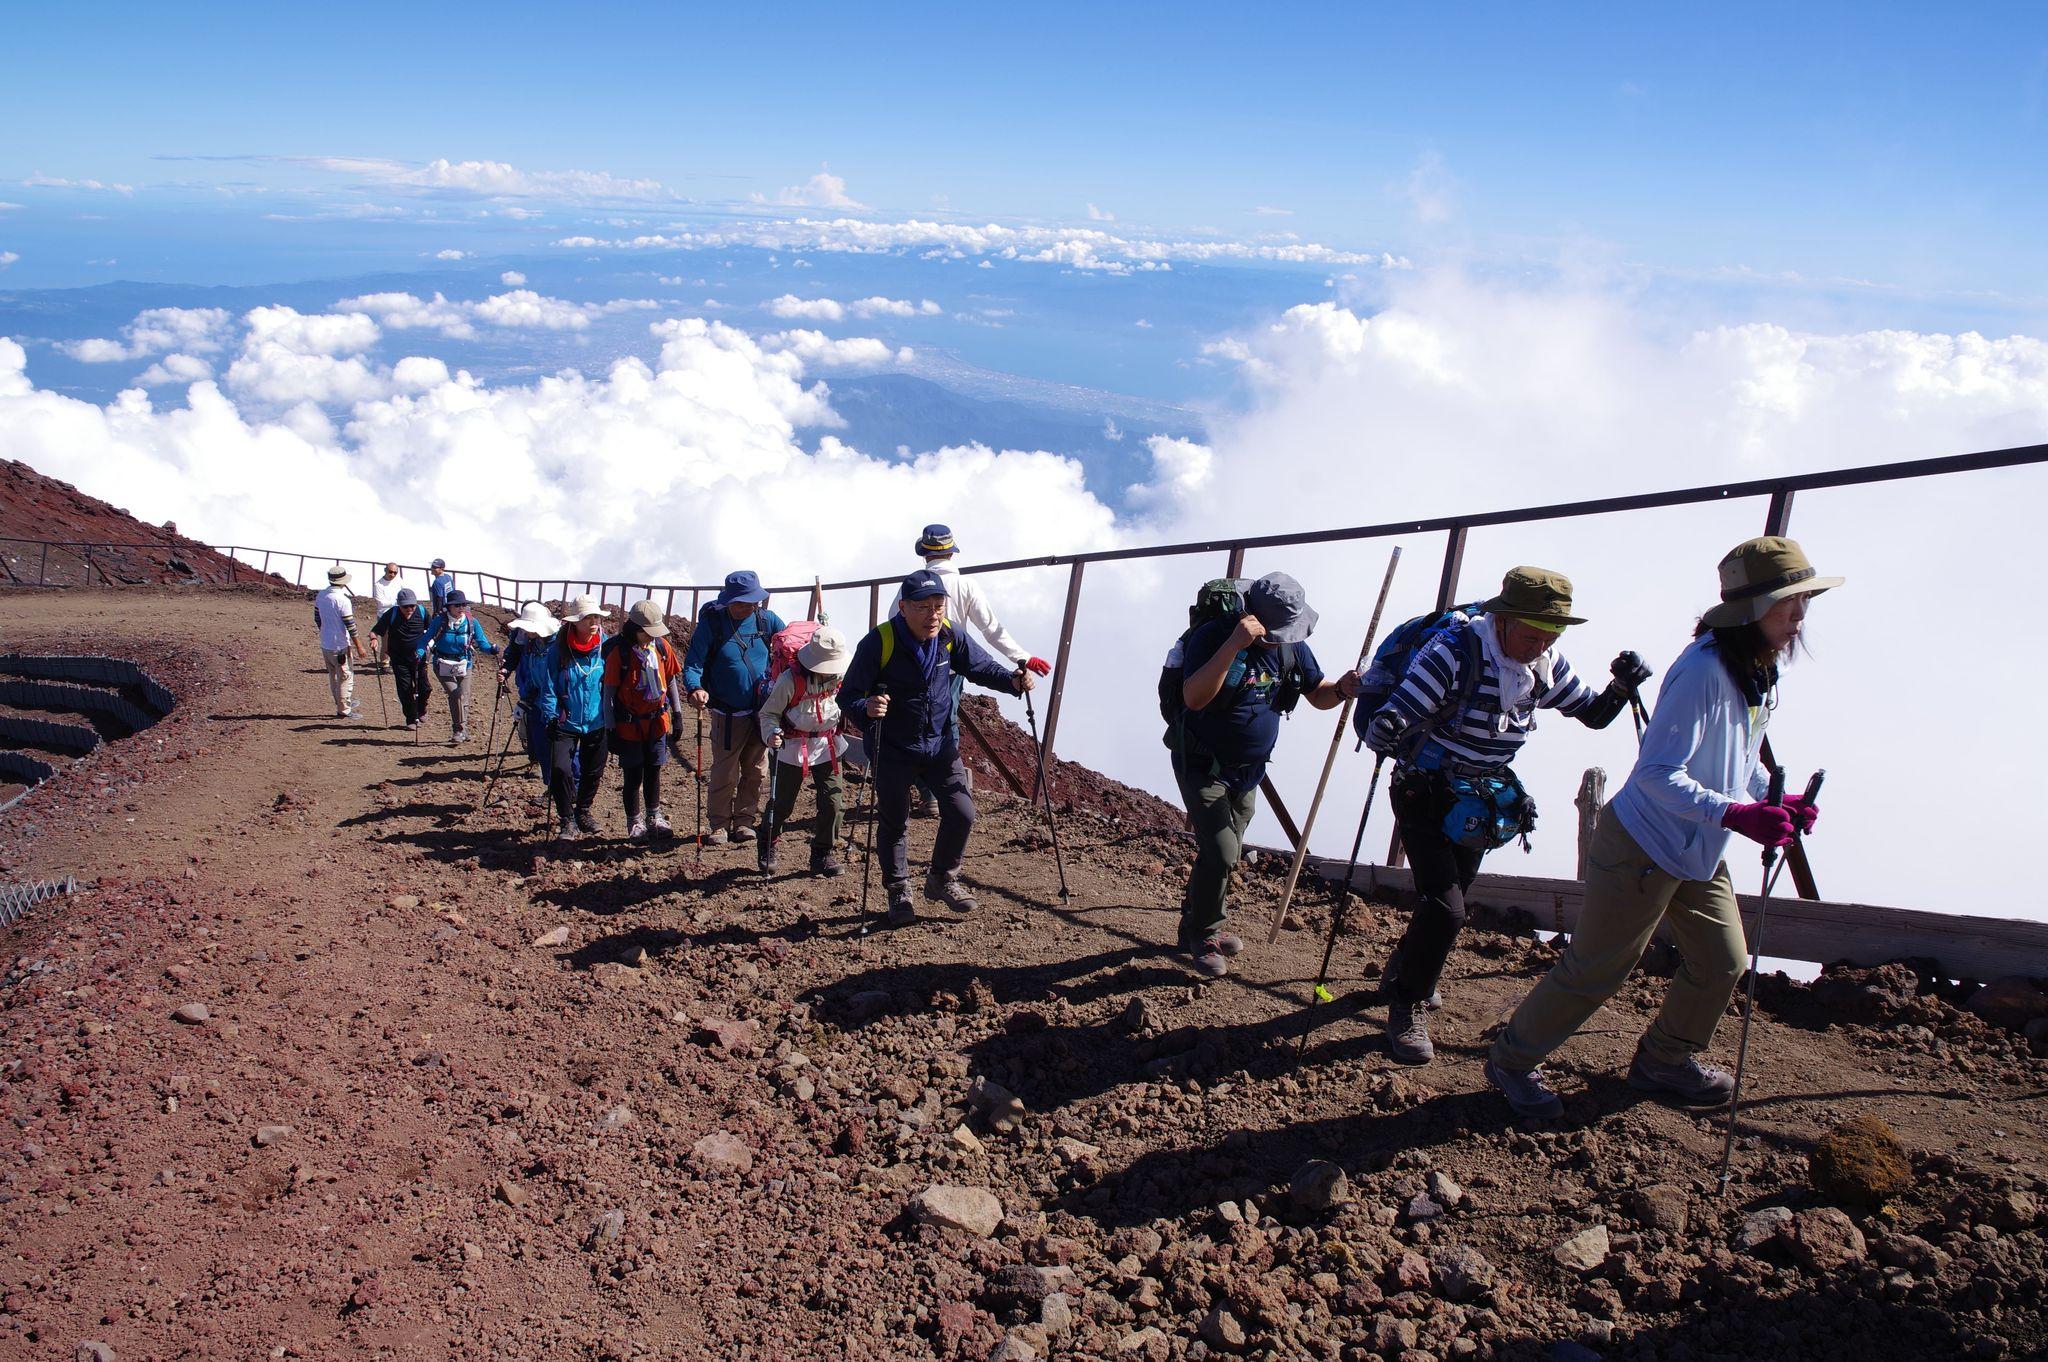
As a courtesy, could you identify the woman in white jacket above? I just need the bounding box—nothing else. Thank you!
[1486,537,1842,1121]
[755,625,854,877]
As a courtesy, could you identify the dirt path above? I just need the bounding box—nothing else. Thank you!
[2,589,2044,1362]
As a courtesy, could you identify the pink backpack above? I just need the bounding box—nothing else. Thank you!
[761,619,838,773]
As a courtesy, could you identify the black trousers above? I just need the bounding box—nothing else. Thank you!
[1388,766,1486,1004]
[550,727,609,821]
[389,653,431,724]
[875,747,975,889]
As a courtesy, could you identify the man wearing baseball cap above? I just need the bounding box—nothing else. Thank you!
[842,567,1034,926]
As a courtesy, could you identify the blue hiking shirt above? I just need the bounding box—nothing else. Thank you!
[429,572,455,612]
[681,605,785,714]
[534,635,607,735]
[1177,619,1325,791]
[1608,634,1774,882]
[841,617,1018,761]
[418,613,497,662]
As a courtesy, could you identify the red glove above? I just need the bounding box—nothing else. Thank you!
[1025,656,1052,676]
[1722,801,1794,848]
[1781,794,1819,835]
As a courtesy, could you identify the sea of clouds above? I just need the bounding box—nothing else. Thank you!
[4,266,2043,918]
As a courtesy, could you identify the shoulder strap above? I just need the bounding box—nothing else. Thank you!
[877,618,896,671]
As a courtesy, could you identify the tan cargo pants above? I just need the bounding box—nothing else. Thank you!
[1491,805,1748,1071]
[323,648,355,714]
[707,709,770,832]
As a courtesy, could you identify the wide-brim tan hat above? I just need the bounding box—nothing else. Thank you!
[563,593,610,622]
[1700,536,1844,628]
[326,566,351,587]
[1483,566,1585,626]
[509,602,562,637]
[797,625,852,677]
[625,600,670,636]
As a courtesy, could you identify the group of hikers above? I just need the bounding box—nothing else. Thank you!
[310,526,1838,1121]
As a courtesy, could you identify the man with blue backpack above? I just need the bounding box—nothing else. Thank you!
[1356,566,1650,1064]
[842,568,1033,927]
[682,570,786,846]
[1160,573,1362,978]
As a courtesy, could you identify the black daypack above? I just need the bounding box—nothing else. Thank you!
[1159,577,1305,753]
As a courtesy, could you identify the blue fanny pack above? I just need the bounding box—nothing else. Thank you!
[1441,768,1535,851]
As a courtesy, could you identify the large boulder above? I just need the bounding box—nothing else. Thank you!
[1808,1114,1911,1208]
[1810,962,1921,1024]
[1966,976,2048,1032]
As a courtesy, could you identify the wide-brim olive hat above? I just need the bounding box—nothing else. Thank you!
[1700,536,1844,628]
[1483,566,1585,626]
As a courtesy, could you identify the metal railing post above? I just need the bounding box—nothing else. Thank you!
[1035,561,1087,797]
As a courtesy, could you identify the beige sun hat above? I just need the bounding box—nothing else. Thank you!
[508,601,562,637]
[563,593,610,622]
[625,600,670,637]
[797,625,852,677]
[1700,537,1844,628]
[326,565,351,586]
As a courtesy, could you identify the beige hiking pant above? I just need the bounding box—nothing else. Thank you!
[1491,805,1748,1071]
[323,648,355,713]
[707,710,769,831]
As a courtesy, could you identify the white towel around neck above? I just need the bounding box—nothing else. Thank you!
[1472,614,1555,733]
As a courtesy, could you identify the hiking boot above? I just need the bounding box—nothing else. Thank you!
[1627,1047,1735,1107]
[454,728,468,744]
[1208,932,1245,957]
[924,872,977,913]
[626,819,648,842]
[1485,1055,1564,1120]
[912,788,938,819]
[731,825,758,844]
[703,827,729,847]
[812,849,845,878]
[885,888,917,927]
[1183,938,1230,978]
[555,819,580,843]
[575,809,601,836]
[648,808,673,836]
[1386,1002,1434,1065]
[758,837,779,875]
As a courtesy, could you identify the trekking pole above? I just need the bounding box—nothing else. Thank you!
[1629,692,1648,744]
[479,683,504,781]
[692,706,707,872]
[1293,751,1388,1063]
[1266,545,1402,944]
[760,737,783,875]
[857,685,890,937]
[375,650,390,728]
[1020,681,1071,903]
[477,701,522,814]
[1717,766,1823,1191]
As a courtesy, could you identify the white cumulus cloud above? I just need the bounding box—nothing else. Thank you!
[500,270,527,286]
[61,307,235,362]
[765,294,846,322]
[753,170,865,210]
[849,296,942,318]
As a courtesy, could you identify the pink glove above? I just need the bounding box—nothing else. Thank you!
[1026,656,1052,677]
[1781,794,1819,835]
[1722,801,1794,848]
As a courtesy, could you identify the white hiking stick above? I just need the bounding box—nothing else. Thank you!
[1265,546,1402,944]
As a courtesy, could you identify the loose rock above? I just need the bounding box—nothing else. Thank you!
[171,1002,209,1025]
[1289,1159,1351,1213]
[252,1124,293,1148]
[532,926,570,947]
[1735,1206,1794,1253]
[1789,1206,1867,1271]
[1632,1183,1689,1235]
[1432,1244,1494,1301]
[912,1183,1005,1238]
[1198,1306,1248,1352]
[1809,1114,1911,1208]
[1553,1224,1610,1273]
[691,1130,753,1175]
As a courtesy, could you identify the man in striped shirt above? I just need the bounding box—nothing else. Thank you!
[1360,566,1649,1065]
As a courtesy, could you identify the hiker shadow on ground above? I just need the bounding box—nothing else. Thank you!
[535,863,753,917]
[207,711,335,722]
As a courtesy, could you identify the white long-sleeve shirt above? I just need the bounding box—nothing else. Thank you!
[890,557,1030,665]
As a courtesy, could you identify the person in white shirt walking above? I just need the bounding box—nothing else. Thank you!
[313,566,370,718]
[369,562,404,667]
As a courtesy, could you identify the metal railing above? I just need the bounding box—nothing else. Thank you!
[201,439,2048,859]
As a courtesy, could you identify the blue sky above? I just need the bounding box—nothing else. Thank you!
[3,2,2045,316]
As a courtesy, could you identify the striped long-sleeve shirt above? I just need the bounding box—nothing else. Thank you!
[1382,618,1599,771]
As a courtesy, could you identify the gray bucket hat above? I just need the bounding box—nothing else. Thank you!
[1246,571,1318,643]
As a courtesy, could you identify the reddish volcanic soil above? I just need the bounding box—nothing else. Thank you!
[0,586,2043,1362]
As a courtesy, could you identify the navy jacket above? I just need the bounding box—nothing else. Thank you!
[681,604,786,713]
[842,617,1018,761]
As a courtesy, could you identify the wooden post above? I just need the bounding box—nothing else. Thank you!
[1575,767,1607,880]
[1036,560,1087,795]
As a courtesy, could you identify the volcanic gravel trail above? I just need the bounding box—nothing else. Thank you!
[1,588,2044,1362]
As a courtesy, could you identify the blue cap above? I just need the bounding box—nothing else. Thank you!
[901,568,948,601]
[915,524,956,557]
[431,558,446,569]
[714,569,769,607]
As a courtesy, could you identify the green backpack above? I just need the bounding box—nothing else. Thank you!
[1158,577,1302,753]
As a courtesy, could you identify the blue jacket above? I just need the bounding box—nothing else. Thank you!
[503,632,553,704]
[841,617,1018,761]
[430,572,455,611]
[418,613,497,662]
[535,635,607,734]
[681,604,785,713]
